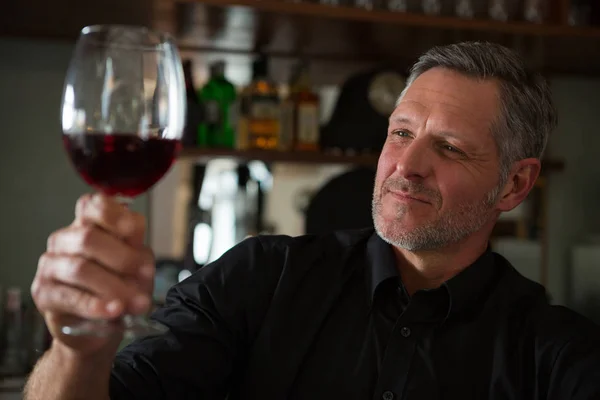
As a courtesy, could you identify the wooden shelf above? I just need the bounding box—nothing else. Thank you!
[177,0,600,38]
[179,147,381,166]
[175,0,600,77]
[179,147,565,173]
[0,0,155,42]
[3,0,600,75]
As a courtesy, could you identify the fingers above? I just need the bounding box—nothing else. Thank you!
[34,193,156,322]
[32,276,120,320]
[36,253,151,314]
[47,224,154,278]
[75,193,146,247]
[31,193,157,353]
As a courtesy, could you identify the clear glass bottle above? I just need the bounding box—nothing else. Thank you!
[290,62,320,152]
[279,86,295,152]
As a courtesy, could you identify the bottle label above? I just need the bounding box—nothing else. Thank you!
[247,97,281,149]
[205,100,221,126]
[250,100,281,120]
[297,104,319,145]
[280,101,294,150]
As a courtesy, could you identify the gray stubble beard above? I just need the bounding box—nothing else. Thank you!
[372,180,501,251]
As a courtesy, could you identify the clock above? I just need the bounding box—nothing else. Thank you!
[368,71,407,116]
[320,67,407,153]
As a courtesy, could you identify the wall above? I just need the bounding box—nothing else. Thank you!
[545,77,600,306]
[0,38,147,293]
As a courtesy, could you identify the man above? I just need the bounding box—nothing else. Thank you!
[25,42,600,399]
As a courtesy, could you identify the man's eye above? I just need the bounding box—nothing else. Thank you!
[391,130,410,137]
[443,144,462,154]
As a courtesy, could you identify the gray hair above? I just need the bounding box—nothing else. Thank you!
[399,41,558,182]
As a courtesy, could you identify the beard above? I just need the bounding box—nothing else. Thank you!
[372,176,501,251]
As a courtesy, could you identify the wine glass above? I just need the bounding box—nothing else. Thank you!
[60,25,186,338]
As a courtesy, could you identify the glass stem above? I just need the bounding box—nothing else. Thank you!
[115,195,134,207]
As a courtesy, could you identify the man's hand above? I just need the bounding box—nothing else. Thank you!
[31,193,154,356]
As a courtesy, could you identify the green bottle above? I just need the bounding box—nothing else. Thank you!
[197,61,237,148]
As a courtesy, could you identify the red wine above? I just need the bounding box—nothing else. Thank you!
[63,133,181,197]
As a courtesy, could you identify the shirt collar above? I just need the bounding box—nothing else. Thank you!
[442,247,497,318]
[365,231,497,320]
[365,232,400,307]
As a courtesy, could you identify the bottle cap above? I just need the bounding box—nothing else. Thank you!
[252,54,269,79]
[210,61,226,77]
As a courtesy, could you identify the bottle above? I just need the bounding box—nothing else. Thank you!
[355,0,375,10]
[240,55,281,150]
[279,85,295,152]
[290,62,320,152]
[569,0,592,26]
[456,0,474,18]
[489,0,520,21]
[387,0,408,12]
[422,0,442,15]
[182,60,202,148]
[28,307,50,369]
[524,0,547,23]
[197,61,237,149]
[455,0,487,18]
[387,0,420,12]
[0,288,26,375]
[236,85,250,151]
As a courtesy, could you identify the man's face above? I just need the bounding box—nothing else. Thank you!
[372,67,504,251]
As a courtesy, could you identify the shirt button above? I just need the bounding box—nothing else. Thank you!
[400,326,411,337]
[382,391,395,400]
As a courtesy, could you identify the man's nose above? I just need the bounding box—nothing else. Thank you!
[394,139,433,181]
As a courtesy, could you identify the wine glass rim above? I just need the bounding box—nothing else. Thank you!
[80,24,175,48]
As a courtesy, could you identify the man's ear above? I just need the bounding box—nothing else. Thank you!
[496,158,541,213]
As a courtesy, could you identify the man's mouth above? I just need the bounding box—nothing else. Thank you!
[387,189,430,204]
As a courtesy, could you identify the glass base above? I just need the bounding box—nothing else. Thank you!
[61,315,168,340]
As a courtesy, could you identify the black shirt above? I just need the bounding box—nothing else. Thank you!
[110,228,600,399]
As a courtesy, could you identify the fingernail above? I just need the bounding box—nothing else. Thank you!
[133,295,150,312]
[106,300,122,314]
[91,193,104,205]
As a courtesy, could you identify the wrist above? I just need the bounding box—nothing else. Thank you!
[49,339,116,371]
